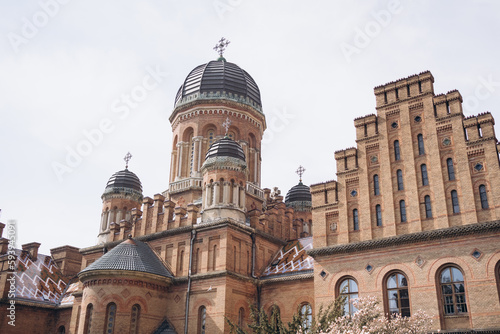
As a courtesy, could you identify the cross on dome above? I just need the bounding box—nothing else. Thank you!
[296,165,306,182]
[213,37,230,57]
[222,117,231,135]
[124,152,132,169]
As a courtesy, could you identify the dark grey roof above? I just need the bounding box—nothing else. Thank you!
[174,60,261,109]
[285,182,312,203]
[205,136,246,161]
[79,238,172,278]
[105,169,142,193]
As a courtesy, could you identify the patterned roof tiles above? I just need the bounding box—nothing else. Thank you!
[261,237,314,279]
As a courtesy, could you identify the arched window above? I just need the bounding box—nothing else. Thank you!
[394,140,401,161]
[417,134,425,155]
[424,195,432,218]
[238,307,245,327]
[479,184,489,209]
[376,205,382,227]
[207,129,215,148]
[400,200,407,222]
[299,303,313,331]
[451,190,460,213]
[447,158,455,181]
[397,169,404,190]
[421,164,429,186]
[83,303,93,334]
[495,261,500,303]
[353,209,359,231]
[57,325,66,334]
[198,306,206,334]
[130,304,140,334]
[105,303,117,334]
[439,266,468,315]
[373,174,380,196]
[385,272,410,317]
[339,278,358,315]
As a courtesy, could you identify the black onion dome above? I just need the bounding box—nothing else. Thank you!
[79,238,172,278]
[285,182,312,204]
[205,136,246,161]
[105,169,142,193]
[174,60,262,110]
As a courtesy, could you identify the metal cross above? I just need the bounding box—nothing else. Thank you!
[124,152,132,169]
[213,37,230,57]
[296,165,306,182]
[222,117,231,135]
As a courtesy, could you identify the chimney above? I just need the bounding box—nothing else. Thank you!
[22,242,41,261]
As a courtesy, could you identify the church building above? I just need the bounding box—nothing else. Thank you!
[1,39,500,333]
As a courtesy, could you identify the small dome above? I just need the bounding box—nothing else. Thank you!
[205,136,246,161]
[104,169,142,193]
[285,182,312,211]
[79,238,172,278]
[174,60,262,111]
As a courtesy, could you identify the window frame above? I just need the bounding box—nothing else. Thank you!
[394,140,401,161]
[421,164,429,186]
[437,265,468,316]
[104,302,117,334]
[130,304,140,334]
[353,209,359,231]
[198,306,207,334]
[400,200,407,222]
[424,195,432,218]
[397,169,404,191]
[447,158,455,181]
[337,277,359,316]
[299,303,313,331]
[373,174,380,196]
[479,184,489,209]
[83,303,93,334]
[417,134,425,155]
[375,204,382,226]
[384,271,410,317]
[451,190,460,213]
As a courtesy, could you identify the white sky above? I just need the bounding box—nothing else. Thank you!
[1,0,499,255]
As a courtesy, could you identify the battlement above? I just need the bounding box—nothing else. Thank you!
[463,112,496,141]
[335,148,358,172]
[374,71,434,108]
[354,114,378,140]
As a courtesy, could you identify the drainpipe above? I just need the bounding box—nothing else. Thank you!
[251,233,256,278]
[184,229,197,334]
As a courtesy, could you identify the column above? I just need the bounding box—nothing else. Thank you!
[170,150,177,182]
[213,182,221,206]
[176,142,183,178]
[116,210,123,223]
[254,150,259,185]
[193,136,203,176]
[232,183,239,205]
[239,186,246,209]
[100,212,107,232]
[223,181,231,204]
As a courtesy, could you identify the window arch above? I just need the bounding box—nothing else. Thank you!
[417,134,425,155]
[451,190,460,213]
[353,209,359,231]
[394,140,401,161]
[385,272,410,317]
[238,307,245,327]
[424,195,432,218]
[376,204,382,226]
[83,303,93,334]
[447,158,455,180]
[198,306,207,334]
[338,277,358,315]
[421,164,429,186]
[373,174,380,195]
[439,266,468,315]
[130,304,140,334]
[57,325,66,334]
[299,303,313,331]
[397,169,404,190]
[105,302,117,334]
[400,200,407,222]
[479,184,489,209]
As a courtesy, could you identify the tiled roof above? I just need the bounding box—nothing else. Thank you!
[308,220,500,257]
[261,237,314,279]
[79,238,173,278]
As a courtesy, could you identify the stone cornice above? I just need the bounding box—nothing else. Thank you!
[259,271,314,284]
[307,220,500,258]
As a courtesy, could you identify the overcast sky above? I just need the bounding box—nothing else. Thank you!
[1,0,499,254]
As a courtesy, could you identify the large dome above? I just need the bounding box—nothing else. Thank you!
[174,60,262,112]
[104,169,142,193]
[205,136,246,161]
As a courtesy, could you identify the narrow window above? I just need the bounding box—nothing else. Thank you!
[478,124,483,138]
[339,278,359,315]
[386,272,410,317]
[447,158,455,181]
[395,88,399,100]
[83,304,93,334]
[364,123,367,137]
[418,81,422,93]
[373,174,380,196]
[130,304,140,334]
[353,209,359,231]
[212,245,217,271]
[238,307,245,327]
[407,84,410,97]
[417,134,425,155]
[105,303,117,334]
[400,200,407,222]
[57,326,66,334]
[394,140,401,161]
[421,164,429,186]
[479,184,489,209]
[299,303,313,331]
[344,156,348,170]
[425,195,432,218]
[397,169,404,191]
[376,205,382,226]
[198,306,206,334]
[440,266,468,315]
[451,190,460,213]
[446,101,451,114]
[384,91,388,103]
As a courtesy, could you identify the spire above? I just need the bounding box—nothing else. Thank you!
[213,37,230,61]
[124,152,132,169]
[296,165,306,183]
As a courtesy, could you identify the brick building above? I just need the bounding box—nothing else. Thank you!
[1,50,500,333]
